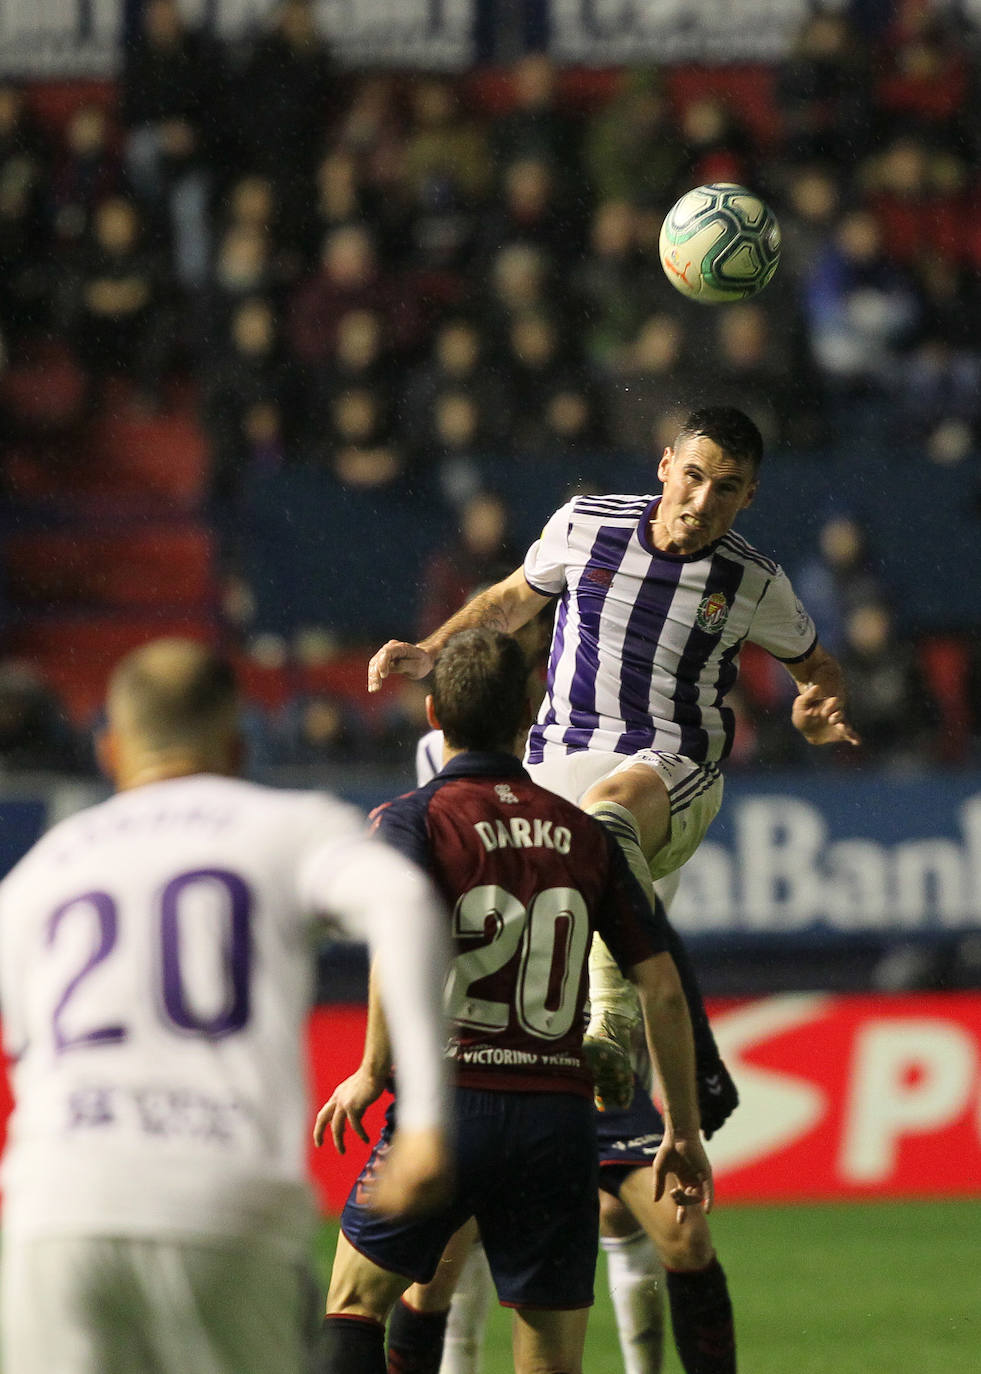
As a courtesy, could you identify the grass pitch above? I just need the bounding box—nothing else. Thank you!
[317,1197,978,1373]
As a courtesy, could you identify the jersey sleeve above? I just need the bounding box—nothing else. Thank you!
[522,500,574,598]
[594,832,669,973]
[747,564,819,664]
[371,792,432,873]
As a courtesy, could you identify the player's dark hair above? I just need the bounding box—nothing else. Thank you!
[675,406,764,471]
[432,628,529,753]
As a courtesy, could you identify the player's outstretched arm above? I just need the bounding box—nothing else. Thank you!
[787,643,861,747]
[367,567,549,692]
[630,952,713,1221]
[313,963,391,1154]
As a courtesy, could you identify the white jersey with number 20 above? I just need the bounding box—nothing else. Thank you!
[0,774,448,1256]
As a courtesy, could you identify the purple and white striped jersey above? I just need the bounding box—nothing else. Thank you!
[524,493,817,765]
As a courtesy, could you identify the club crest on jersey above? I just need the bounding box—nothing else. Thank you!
[495,783,520,804]
[696,590,730,634]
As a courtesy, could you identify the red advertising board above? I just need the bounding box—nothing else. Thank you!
[2,994,980,1213]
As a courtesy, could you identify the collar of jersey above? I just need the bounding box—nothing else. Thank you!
[639,497,723,562]
[436,751,528,780]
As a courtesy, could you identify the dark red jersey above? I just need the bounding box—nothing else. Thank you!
[372,751,667,1097]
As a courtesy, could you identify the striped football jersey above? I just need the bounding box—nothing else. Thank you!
[524,493,817,764]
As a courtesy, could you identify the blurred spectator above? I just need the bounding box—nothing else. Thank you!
[195,221,280,361]
[838,600,940,770]
[49,102,125,253]
[217,174,296,281]
[422,389,494,505]
[604,311,697,454]
[399,77,491,275]
[703,302,826,449]
[794,511,888,656]
[679,95,758,190]
[305,306,394,443]
[0,662,91,774]
[475,156,579,272]
[802,207,920,404]
[229,0,336,201]
[326,384,403,490]
[400,315,511,456]
[200,295,299,515]
[860,131,965,266]
[119,0,228,289]
[775,9,872,166]
[296,148,378,266]
[287,223,423,367]
[483,242,553,344]
[63,194,175,409]
[272,689,368,767]
[416,490,518,636]
[492,54,582,187]
[571,199,659,368]
[773,162,842,285]
[583,68,687,206]
[874,3,973,144]
[503,310,603,459]
[402,76,492,209]
[0,80,53,341]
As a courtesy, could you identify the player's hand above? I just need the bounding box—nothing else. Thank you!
[651,1132,713,1223]
[366,1125,454,1219]
[367,641,435,693]
[792,683,861,748]
[312,1067,385,1153]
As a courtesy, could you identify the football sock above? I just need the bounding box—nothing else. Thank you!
[442,1236,494,1374]
[666,1257,736,1374]
[386,1300,449,1374]
[321,1314,387,1374]
[585,799,739,1138]
[601,1228,666,1374]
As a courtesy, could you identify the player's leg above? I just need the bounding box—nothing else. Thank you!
[511,1305,590,1374]
[600,1191,666,1374]
[595,1080,669,1374]
[441,1229,494,1374]
[477,1092,598,1374]
[323,1231,413,1373]
[387,1218,492,1374]
[617,1169,736,1374]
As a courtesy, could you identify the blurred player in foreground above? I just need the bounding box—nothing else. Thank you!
[0,638,453,1374]
[317,628,712,1374]
[369,406,860,1373]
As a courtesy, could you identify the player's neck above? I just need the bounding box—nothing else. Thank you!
[115,753,230,791]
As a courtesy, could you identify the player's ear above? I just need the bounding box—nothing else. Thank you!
[741,477,759,509]
[95,727,119,785]
[425,694,440,730]
[657,446,674,482]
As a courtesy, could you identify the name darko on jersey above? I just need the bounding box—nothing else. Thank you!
[473,816,572,853]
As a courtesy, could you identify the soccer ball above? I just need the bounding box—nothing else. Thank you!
[659,183,781,304]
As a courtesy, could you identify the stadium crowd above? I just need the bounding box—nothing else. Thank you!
[1,0,981,773]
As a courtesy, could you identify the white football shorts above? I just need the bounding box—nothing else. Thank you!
[525,747,724,887]
[1,1233,317,1374]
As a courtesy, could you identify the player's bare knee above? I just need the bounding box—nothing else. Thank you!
[325,1235,406,1319]
[581,769,671,861]
[598,1190,639,1238]
[653,1207,716,1272]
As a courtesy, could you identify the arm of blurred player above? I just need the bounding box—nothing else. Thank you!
[302,834,453,1216]
[787,642,861,747]
[630,952,714,1223]
[314,961,390,1154]
[367,567,550,692]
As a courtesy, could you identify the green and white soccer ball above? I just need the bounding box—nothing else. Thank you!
[659,183,781,304]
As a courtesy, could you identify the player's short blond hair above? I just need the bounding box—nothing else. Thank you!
[107,638,237,753]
